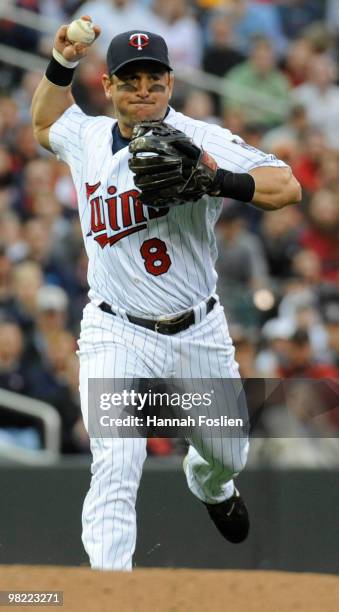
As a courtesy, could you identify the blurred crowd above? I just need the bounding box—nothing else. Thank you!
[0,0,338,463]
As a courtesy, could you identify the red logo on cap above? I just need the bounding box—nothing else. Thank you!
[129,33,149,51]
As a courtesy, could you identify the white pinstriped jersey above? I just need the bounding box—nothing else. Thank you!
[49,104,286,317]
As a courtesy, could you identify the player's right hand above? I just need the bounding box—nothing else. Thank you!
[53,16,101,63]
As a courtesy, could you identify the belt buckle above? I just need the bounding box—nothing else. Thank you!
[155,312,191,334]
[154,314,174,334]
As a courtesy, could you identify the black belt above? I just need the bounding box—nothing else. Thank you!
[99,297,216,335]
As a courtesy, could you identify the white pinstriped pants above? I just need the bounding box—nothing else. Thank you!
[77,301,249,570]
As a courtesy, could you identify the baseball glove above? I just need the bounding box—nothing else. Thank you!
[128,120,218,208]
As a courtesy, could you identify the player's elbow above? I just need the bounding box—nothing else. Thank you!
[273,168,302,209]
[258,168,302,211]
[32,123,42,143]
[32,125,51,151]
[31,100,53,150]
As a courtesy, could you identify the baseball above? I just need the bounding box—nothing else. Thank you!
[66,18,95,44]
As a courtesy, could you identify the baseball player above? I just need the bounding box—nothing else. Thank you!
[31,18,301,570]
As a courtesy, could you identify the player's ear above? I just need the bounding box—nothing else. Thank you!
[102,73,112,99]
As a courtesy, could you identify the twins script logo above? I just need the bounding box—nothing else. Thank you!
[129,33,149,51]
[86,181,171,275]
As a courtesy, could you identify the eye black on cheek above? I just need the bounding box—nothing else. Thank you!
[150,84,166,92]
[118,84,136,92]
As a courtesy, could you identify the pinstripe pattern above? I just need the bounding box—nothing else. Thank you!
[49,104,286,318]
[49,105,284,570]
[175,303,248,504]
[77,301,248,569]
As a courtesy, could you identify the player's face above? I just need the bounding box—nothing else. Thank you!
[102,61,174,137]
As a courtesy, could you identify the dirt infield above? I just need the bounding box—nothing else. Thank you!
[0,566,338,612]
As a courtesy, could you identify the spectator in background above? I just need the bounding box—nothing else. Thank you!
[30,192,74,263]
[0,322,28,395]
[39,0,68,21]
[300,21,335,55]
[24,285,70,367]
[0,211,26,262]
[222,107,246,139]
[291,53,339,150]
[261,103,308,159]
[203,9,245,77]
[319,150,339,193]
[256,317,295,376]
[12,123,40,170]
[0,321,41,450]
[41,329,76,382]
[203,9,245,116]
[291,248,323,287]
[22,218,76,294]
[1,260,42,337]
[181,89,219,124]
[216,203,270,290]
[224,37,290,128]
[298,190,339,285]
[277,286,329,361]
[37,0,70,55]
[0,320,84,453]
[278,282,317,321]
[17,158,55,218]
[13,72,42,123]
[230,324,259,377]
[279,328,337,378]
[248,393,339,469]
[0,0,40,54]
[27,329,83,452]
[260,205,302,279]
[283,38,315,87]
[216,203,270,328]
[227,0,287,57]
[36,285,69,333]
[278,0,325,40]
[153,0,202,68]
[241,123,266,150]
[73,0,163,58]
[291,128,328,194]
[53,159,78,212]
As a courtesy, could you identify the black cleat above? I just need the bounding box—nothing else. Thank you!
[204,489,249,543]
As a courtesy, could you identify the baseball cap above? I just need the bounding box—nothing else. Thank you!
[37,286,68,312]
[106,31,172,76]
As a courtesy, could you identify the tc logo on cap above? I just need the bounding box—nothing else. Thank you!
[129,33,149,51]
